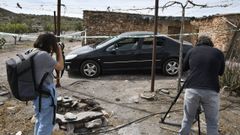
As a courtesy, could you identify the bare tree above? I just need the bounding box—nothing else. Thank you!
[162,0,206,91]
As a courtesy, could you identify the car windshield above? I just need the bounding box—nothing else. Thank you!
[95,37,119,49]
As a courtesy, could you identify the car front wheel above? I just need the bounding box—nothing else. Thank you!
[163,59,179,76]
[80,60,100,78]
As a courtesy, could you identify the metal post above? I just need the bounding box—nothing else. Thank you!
[150,0,159,92]
[57,0,61,42]
[84,30,87,45]
[56,0,61,87]
[13,36,17,45]
[54,11,57,35]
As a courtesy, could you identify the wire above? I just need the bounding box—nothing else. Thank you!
[0,26,240,40]
[0,1,238,19]
[0,0,237,13]
[78,112,161,135]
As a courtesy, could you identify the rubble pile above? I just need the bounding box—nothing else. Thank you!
[0,84,10,106]
[56,96,109,133]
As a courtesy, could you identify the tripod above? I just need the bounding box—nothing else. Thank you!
[160,82,202,135]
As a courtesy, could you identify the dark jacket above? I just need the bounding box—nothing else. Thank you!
[183,44,225,92]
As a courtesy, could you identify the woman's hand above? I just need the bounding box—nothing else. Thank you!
[54,43,64,71]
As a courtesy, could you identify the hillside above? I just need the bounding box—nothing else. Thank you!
[0,8,83,32]
[0,7,16,18]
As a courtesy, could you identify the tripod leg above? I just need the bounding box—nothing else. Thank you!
[160,101,175,123]
[192,107,201,135]
[198,115,201,135]
[197,110,201,135]
[160,86,184,123]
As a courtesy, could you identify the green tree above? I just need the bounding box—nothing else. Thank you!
[44,23,54,32]
[61,24,71,32]
[15,23,28,33]
[0,24,4,31]
[2,23,28,33]
[75,21,83,31]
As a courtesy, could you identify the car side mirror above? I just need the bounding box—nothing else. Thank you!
[114,43,119,49]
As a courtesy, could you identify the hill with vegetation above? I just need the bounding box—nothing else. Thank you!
[0,8,83,33]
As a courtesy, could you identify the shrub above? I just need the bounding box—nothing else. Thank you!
[44,23,54,32]
[75,22,83,31]
[220,58,240,96]
[0,23,29,33]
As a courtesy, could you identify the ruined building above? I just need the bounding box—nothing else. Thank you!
[191,14,240,58]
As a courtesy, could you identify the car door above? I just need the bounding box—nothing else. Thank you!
[136,37,166,70]
[100,37,141,70]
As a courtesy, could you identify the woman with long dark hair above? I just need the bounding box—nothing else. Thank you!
[33,33,63,135]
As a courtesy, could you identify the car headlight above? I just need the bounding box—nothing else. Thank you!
[65,54,77,60]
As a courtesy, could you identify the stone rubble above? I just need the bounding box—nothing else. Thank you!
[160,89,170,94]
[56,96,109,133]
[0,85,10,105]
[64,112,77,121]
[0,102,3,106]
[140,91,155,100]
[15,131,22,135]
[0,91,9,96]
[85,118,102,129]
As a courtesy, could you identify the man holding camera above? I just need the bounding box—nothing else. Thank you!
[179,36,225,135]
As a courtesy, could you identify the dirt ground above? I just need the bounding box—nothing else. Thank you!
[0,40,240,135]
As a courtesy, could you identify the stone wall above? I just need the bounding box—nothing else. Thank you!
[191,14,240,54]
[83,10,194,42]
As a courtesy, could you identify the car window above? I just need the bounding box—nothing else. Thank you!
[96,37,118,49]
[106,38,139,51]
[141,37,165,49]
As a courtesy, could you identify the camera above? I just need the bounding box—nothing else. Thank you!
[58,42,65,51]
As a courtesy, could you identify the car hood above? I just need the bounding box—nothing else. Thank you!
[68,45,95,55]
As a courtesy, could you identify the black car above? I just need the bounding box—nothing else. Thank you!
[65,31,192,78]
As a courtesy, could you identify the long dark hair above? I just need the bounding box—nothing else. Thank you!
[196,35,214,47]
[34,33,58,53]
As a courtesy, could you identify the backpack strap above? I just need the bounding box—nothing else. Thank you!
[61,54,65,77]
[50,93,56,125]
[37,72,49,113]
[30,55,37,92]
[37,72,56,125]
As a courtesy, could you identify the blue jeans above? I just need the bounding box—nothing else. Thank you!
[33,96,55,135]
[179,88,219,135]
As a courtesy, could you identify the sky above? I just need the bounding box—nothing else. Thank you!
[0,0,239,18]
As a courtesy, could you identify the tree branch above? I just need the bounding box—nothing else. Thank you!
[162,1,183,11]
[188,0,207,8]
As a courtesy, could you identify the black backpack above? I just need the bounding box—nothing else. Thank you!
[6,49,49,101]
[6,49,56,124]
